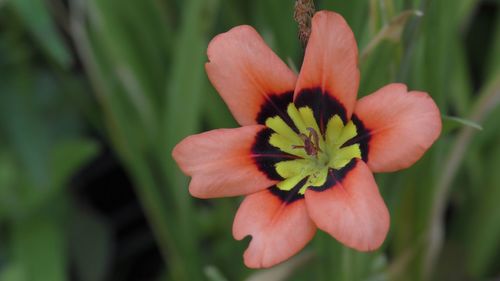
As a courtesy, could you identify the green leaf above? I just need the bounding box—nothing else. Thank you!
[0,263,26,281]
[51,139,99,189]
[485,6,500,78]
[11,217,67,281]
[163,0,220,199]
[442,115,483,131]
[161,0,220,279]
[462,145,500,278]
[0,69,52,191]
[360,10,422,63]
[164,0,220,151]
[204,266,228,281]
[86,0,164,138]
[204,87,238,129]
[0,149,20,218]
[253,0,299,60]
[322,0,370,39]
[9,0,72,67]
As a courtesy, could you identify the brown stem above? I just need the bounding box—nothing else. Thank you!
[294,0,315,48]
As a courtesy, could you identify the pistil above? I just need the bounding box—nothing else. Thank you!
[292,127,322,157]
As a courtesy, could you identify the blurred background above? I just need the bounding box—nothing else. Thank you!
[0,0,499,280]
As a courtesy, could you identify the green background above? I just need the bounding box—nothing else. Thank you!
[0,0,499,280]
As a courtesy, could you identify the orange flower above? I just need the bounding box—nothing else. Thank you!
[172,11,441,268]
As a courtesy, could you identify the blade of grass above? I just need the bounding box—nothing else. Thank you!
[86,0,161,141]
[360,9,423,64]
[9,0,72,68]
[162,0,220,279]
[253,0,299,60]
[441,115,483,131]
[68,1,185,280]
[463,141,500,277]
[12,216,67,281]
[425,72,500,276]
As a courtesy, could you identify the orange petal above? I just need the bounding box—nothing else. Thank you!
[206,25,297,126]
[353,83,442,172]
[294,11,360,121]
[233,190,316,268]
[305,159,389,251]
[172,125,278,198]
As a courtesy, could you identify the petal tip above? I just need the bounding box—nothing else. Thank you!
[232,223,248,241]
[242,245,264,268]
[296,9,360,117]
[312,10,342,22]
[187,182,209,199]
[171,139,191,176]
[394,83,408,92]
[242,237,289,269]
[408,90,443,142]
[207,25,258,57]
[350,209,390,252]
[171,142,182,161]
[355,84,442,172]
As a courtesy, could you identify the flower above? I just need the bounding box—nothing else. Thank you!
[172,11,441,268]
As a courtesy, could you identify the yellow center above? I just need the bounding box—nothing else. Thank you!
[265,103,362,194]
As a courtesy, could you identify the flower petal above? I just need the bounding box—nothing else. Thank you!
[305,159,389,251]
[353,83,442,172]
[233,189,316,268]
[206,25,297,126]
[172,125,278,198]
[294,11,360,122]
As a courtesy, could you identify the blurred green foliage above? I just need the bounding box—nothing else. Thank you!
[0,0,499,280]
